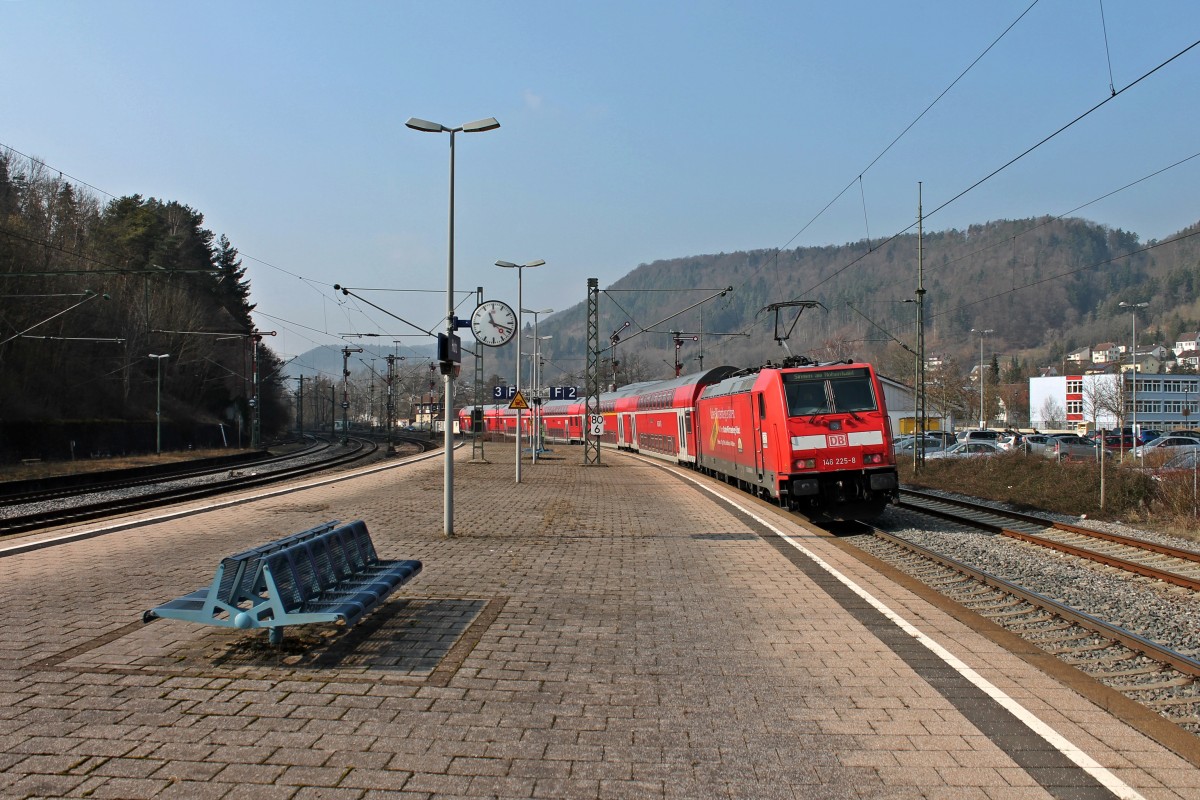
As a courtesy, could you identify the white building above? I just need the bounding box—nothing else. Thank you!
[877,375,947,436]
[1066,346,1091,365]
[1091,343,1121,364]
[1174,331,1200,355]
[1029,372,1200,432]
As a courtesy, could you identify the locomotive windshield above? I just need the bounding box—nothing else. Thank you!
[783,368,878,416]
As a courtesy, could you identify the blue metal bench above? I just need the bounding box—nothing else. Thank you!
[144,520,422,644]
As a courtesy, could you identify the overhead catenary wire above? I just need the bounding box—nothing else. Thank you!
[790,35,1200,305]
[1099,0,1117,96]
[730,0,1043,294]
[706,130,1200,363]
[703,15,1199,368]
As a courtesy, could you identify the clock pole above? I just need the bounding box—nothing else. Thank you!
[471,287,486,463]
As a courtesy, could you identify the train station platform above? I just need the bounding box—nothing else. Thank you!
[0,444,1197,799]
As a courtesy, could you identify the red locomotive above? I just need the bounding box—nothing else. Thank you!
[461,358,898,519]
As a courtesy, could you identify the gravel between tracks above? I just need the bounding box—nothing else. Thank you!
[864,491,1200,661]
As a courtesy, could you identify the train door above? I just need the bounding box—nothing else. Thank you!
[751,392,765,482]
[628,415,637,449]
[617,415,624,448]
[678,410,690,459]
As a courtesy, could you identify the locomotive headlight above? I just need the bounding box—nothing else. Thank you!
[863,453,883,465]
[794,458,816,470]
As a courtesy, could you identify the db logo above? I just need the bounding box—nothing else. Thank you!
[828,434,848,448]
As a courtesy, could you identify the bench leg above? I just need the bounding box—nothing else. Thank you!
[269,626,284,646]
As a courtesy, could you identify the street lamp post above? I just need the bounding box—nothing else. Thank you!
[523,307,553,462]
[407,115,500,537]
[1119,301,1149,462]
[496,259,546,484]
[970,329,993,429]
[526,333,553,462]
[149,353,170,454]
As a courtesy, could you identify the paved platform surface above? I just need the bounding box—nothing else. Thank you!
[0,444,1197,799]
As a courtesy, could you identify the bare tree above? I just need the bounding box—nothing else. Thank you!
[925,357,973,423]
[1039,397,1066,429]
[1090,374,1128,432]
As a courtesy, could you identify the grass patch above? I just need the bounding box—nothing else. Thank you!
[900,451,1160,522]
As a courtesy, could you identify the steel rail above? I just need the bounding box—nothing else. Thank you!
[0,438,388,536]
[902,487,1200,564]
[870,526,1200,678]
[899,489,1200,590]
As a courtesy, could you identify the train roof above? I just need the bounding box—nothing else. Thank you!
[699,360,878,399]
[465,366,744,415]
[613,366,740,399]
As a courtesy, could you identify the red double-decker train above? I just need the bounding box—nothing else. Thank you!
[462,358,899,520]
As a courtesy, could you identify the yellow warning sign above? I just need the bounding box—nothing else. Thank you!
[508,390,530,410]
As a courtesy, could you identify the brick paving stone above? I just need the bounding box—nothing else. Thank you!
[0,449,1195,798]
[291,787,367,800]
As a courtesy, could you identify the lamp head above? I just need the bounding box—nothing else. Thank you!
[496,259,545,269]
[462,117,500,133]
[405,117,446,133]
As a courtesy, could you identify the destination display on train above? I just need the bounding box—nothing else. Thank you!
[783,368,870,382]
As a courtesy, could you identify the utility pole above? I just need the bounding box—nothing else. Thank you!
[297,375,304,437]
[250,332,262,449]
[915,183,927,470]
[385,355,396,455]
[340,346,362,443]
[671,331,698,377]
[584,278,602,465]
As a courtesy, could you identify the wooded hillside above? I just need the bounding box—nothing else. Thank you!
[0,151,287,458]
[527,216,1200,389]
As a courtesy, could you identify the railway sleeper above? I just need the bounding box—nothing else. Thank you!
[1110,675,1195,692]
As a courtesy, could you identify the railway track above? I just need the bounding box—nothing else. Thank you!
[0,436,403,536]
[0,440,329,508]
[899,487,1200,591]
[842,496,1200,736]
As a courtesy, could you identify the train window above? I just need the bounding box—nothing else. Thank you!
[829,375,877,412]
[785,381,831,416]
[784,368,877,416]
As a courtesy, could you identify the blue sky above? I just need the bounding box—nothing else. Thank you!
[4,1,1199,364]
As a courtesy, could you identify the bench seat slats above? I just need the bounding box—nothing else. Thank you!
[144,520,421,640]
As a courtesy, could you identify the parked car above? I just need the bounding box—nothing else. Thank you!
[925,430,958,447]
[1019,434,1057,455]
[957,429,1009,450]
[1102,434,1138,451]
[1156,448,1200,474]
[1042,435,1111,461]
[1118,427,1161,445]
[1131,435,1200,459]
[926,441,1006,460]
[893,435,948,455]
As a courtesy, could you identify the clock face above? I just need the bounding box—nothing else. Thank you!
[470,300,517,347]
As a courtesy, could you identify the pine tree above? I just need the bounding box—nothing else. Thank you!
[214,234,254,328]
